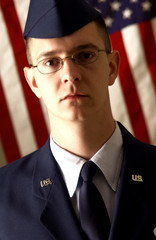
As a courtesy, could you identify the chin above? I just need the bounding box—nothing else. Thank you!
[60,111,89,122]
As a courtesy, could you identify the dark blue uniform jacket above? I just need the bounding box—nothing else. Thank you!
[0,123,156,240]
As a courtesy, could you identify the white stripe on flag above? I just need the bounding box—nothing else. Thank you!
[121,23,156,144]
[14,0,30,31]
[109,76,133,134]
[14,0,50,134]
[0,10,37,156]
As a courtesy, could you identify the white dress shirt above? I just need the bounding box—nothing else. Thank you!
[50,122,123,222]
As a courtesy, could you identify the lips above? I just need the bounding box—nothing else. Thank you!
[61,93,87,101]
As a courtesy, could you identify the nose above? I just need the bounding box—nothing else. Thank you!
[60,57,82,83]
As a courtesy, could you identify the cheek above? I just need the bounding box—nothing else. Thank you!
[35,76,58,107]
[91,65,110,90]
[90,66,110,103]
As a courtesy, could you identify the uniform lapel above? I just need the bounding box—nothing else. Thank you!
[32,138,85,240]
[31,127,156,239]
[109,123,156,240]
[40,171,86,240]
[109,158,152,240]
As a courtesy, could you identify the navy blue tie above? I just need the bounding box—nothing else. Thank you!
[79,161,111,240]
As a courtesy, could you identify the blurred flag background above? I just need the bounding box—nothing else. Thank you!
[0,0,156,167]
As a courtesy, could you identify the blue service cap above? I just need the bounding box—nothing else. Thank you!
[23,0,101,40]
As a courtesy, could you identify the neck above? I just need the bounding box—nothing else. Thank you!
[50,114,115,160]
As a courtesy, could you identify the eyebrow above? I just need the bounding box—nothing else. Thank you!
[36,43,99,61]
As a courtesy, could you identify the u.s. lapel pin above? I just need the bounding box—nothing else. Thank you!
[40,178,52,188]
[132,174,143,182]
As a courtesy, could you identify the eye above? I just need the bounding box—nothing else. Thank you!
[74,49,97,64]
[44,57,60,67]
[38,57,62,74]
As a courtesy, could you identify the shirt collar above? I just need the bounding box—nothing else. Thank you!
[91,123,123,191]
[50,122,123,197]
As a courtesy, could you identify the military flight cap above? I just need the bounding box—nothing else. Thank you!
[23,0,101,39]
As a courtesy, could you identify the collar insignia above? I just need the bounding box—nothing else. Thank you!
[40,178,52,188]
[132,174,143,182]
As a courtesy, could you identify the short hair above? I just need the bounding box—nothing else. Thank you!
[25,37,32,65]
[94,16,112,53]
[25,16,111,65]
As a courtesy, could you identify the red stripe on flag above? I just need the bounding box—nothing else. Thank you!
[110,31,150,144]
[0,79,21,163]
[0,0,49,148]
[139,20,156,91]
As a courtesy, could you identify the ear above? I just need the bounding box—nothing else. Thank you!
[108,50,120,86]
[23,67,42,98]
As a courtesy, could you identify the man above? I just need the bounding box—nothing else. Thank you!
[0,0,156,239]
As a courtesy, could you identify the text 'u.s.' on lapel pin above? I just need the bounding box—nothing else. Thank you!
[40,178,52,188]
[132,174,143,182]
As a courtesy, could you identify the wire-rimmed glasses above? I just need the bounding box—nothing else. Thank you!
[30,47,110,74]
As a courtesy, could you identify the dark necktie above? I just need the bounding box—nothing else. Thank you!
[79,161,111,240]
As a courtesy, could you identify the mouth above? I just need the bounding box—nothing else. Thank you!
[61,93,88,101]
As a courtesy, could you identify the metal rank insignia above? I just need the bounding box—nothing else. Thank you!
[153,227,156,237]
[132,174,143,182]
[40,178,52,188]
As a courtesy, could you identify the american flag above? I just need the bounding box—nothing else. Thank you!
[0,0,156,167]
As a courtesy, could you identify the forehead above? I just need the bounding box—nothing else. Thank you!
[30,21,105,61]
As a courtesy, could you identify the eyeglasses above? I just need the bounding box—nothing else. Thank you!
[30,48,110,75]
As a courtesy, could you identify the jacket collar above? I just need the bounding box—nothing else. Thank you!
[32,124,155,239]
[109,123,154,239]
[109,156,152,239]
[32,138,86,240]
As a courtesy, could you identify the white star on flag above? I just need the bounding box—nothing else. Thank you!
[122,8,133,19]
[105,16,114,27]
[110,1,122,11]
[142,1,152,11]
[130,0,138,3]
[98,0,107,3]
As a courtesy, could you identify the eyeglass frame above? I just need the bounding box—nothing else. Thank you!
[29,48,111,75]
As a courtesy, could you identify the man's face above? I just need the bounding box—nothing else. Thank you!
[24,21,119,124]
